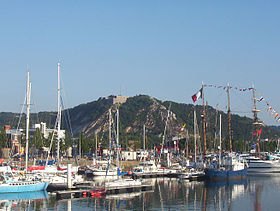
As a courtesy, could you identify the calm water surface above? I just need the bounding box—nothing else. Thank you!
[3,175,280,210]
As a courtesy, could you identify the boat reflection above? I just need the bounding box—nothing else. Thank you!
[0,190,49,201]
[0,191,49,210]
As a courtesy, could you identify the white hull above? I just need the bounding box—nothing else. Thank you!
[247,159,280,173]
[105,178,142,188]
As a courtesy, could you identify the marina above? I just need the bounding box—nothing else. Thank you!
[1,175,280,210]
[0,2,279,210]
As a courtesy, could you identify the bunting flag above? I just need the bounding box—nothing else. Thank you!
[258,97,264,102]
[267,107,272,112]
[253,129,262,136]
[203,84,254,92]
[191,87,203,103]
[255,95,278,123]
[179,123,186,132]
[201,83,280,123]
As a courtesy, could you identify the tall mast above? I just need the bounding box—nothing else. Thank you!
[219,113,222,166]
[109,109,112,149]
[194,109,197,163]
[252,85,263,155]
[116,107,119,168]
[214,104,219,150]
[202,83,207,155]
[95,131,98,160]
[160,103,171,155]
[143,124,146,151]
[25,71,31,172]
[57,62,62,161]
[143,124,146,161]
[227,83,232,153]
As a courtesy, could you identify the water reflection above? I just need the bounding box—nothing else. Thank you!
[0,191,49,210]
[5,175,280,210]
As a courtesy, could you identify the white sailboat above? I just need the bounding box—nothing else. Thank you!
[178,110,205,180]
[34,62,78,175]
[0,72,49,193]
[86,108,119,180]
[105,107,142,187]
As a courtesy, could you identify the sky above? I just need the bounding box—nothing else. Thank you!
[0,1,279,126]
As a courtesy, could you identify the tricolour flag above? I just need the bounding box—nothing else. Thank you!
[191,87,203,103]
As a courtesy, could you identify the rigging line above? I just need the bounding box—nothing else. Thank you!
[231,110,251,114]
[16,93,27,131]
[59,69,75,138]
[46,114,59,164]
[61,98,74,137]
[30,90,45,145]
[231,89,252,110]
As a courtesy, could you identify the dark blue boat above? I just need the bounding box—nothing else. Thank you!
[205,167,247,180]
[204,155,248,180]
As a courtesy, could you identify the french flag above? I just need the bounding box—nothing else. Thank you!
[191,87,203,103]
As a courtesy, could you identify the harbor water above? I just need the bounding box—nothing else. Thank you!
[3,174,280,210]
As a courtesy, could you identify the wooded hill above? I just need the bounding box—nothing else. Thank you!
[1,95,280,152]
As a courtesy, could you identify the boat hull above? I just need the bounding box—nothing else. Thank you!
[205,168,247,181]
[247,160,280,173]
[0,182,49,193]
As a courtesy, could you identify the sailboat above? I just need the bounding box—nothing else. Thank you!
[105,107,142,188]
[178,110,205,180]
[86,109,119,180]
[0,72,49,193]
[31,63,79,175]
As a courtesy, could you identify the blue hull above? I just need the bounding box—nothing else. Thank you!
[205,168,247,181]
[0,190,49,200]
[0,182,49,193]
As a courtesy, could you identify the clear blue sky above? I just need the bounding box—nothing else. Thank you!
[0,1,279,126]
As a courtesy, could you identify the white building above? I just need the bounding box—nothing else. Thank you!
[121,151,137,161]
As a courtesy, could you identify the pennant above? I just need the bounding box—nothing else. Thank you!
[191,87,203,103]
[257,97,264,102]
[275,113,279,119]
[267,107,272,112]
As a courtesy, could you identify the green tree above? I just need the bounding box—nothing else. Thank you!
[0,128,8,149]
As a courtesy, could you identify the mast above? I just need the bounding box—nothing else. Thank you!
[227,83,232,153]
[109,109,112,150]
[202,83,207,155]
[143,124,146,161]
[194,110,197,163]
[252,85,263,155]
[219,114,222,166]
[116,107,119,168]
[160,103,171,155]
[214,104,219,150]
[95,131,98,160]
[57,62,62,162]
[25,71,31,172]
